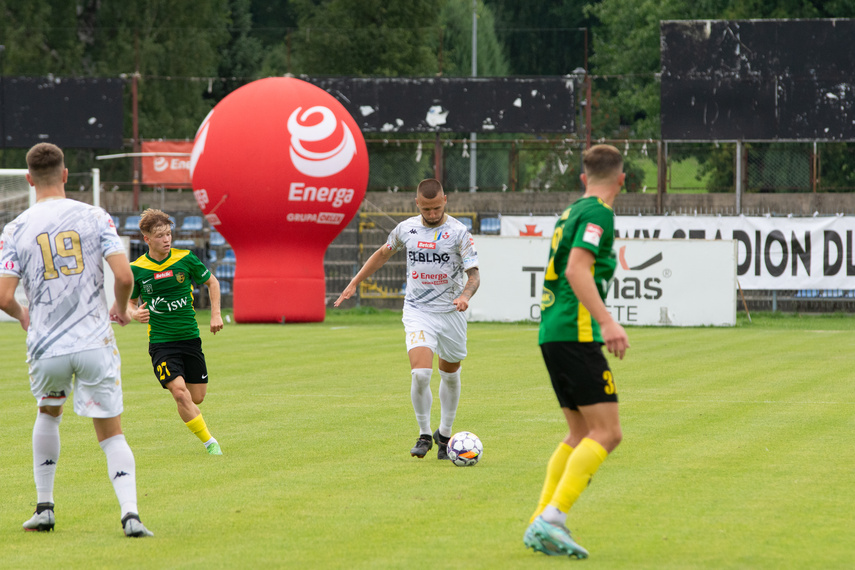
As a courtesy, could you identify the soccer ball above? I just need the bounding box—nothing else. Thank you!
[447,431,483,466]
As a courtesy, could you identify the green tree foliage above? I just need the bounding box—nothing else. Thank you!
[436,0,510,77]
[288,0,442,76]
[486,0,589,75]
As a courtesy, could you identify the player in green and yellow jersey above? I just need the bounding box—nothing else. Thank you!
[129,208,224,455]
[524,145,630,558]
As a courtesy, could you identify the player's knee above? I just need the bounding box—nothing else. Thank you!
[603,428,623,452]
[192,393,205,405]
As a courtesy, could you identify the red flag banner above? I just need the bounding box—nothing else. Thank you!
[141,141,193,187]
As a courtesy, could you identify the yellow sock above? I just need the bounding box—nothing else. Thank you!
[185,414,213,443]
[530,442,573,523]
[549,438,608,514]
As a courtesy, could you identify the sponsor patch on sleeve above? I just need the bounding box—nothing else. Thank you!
[582,223,604,246]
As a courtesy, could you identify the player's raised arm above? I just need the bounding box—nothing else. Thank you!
[334,245,395,306]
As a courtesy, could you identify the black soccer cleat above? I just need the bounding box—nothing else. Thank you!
[433,429,451,460]
[410,434,433,458]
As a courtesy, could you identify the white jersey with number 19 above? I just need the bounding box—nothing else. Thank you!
[386,215,479,313]
[0,198,125,360]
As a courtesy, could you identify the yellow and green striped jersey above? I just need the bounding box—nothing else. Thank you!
[539,196,616,344]
[131,248,211,343]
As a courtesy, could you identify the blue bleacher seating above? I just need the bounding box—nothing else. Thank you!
[181,215,204,233]
[168,216,176,228]
[123,215,141,234]
[210,230,226,247]
[111,215,120,229]
[223,249,236,263]
[459,216,474,232]
[214,264,235,280]
[480,217,500,235]
[220,280,232,295]
[172,239,196,249]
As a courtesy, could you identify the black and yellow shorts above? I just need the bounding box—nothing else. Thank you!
[148,337,209,388]
[540,341,618,410]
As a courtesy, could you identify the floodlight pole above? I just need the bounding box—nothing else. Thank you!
[469,0,477,193]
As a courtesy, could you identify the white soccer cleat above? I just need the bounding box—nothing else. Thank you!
[122,513,154,537]
[23,505,56,532]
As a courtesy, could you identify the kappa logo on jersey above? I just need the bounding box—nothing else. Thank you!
[409,229,417,234]
[288,105,357,178]
[417,241,436,249]
[618,245,663,270]
[582,223,604,246]
[154,270,173,280]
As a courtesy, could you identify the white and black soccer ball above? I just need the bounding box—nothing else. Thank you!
[447,431,483,467]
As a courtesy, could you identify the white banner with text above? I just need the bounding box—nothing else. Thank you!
[471,236,736,326]
[499,215,855,290]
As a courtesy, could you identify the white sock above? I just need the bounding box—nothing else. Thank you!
[99,434,138,518]
[410,368,433,435]
[541,505,567,527]
[33,412,62,504]
[438,369,461,438]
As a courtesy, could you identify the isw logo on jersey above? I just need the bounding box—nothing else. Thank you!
[288,106,357,178]
[148,296,190,314]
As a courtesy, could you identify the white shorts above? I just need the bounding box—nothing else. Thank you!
[28,345,124,418]
[402,305,468,363]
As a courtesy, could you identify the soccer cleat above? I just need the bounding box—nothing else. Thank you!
[205,441,223,455]
[122,513,154,537]
[410,434,433,458]
[523,516,589,559]
[23,503,55,532]
[433,429,450,460]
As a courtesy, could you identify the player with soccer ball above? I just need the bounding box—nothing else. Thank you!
[524,144,629,559]
[335,178,480,460]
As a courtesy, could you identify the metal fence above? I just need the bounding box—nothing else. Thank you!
[365,138,855,195]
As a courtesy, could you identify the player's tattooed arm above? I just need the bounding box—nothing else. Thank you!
[462,267,480,300]
[452,267,480,312]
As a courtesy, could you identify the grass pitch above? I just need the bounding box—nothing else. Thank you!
[0,310,852,569]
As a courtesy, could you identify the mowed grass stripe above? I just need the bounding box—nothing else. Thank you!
[0,310,851,569]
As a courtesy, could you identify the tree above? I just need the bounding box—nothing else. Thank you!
[289,0,442,76]
[436,0,510,77]
[486,0,589,76]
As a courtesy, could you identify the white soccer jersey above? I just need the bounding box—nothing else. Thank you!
[0,198,124,360]
[386,215,479,313]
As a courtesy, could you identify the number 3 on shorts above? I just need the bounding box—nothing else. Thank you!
[157,361,171,381]
[408,330,426,346]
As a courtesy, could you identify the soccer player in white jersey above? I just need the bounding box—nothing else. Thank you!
[0,143,153,537]
[335,178,480,459]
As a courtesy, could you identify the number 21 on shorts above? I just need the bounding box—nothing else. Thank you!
[157,361,171,381]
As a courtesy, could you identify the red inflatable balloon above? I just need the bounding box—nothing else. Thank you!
[190,77,368,322]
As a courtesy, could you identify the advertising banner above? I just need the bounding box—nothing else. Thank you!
[471,236,736,326]
[500,215,855,290]
[141,141,193,187]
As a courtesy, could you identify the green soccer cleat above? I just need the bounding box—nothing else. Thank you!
[523,516,589,559]
[206,441,223,455]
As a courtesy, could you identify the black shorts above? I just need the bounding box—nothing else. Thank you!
[148,337,208,388]
[540,341,618,410]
